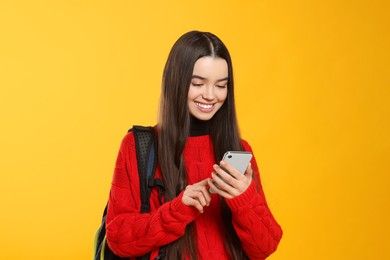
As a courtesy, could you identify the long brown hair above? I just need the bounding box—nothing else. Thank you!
[158,31,248,259]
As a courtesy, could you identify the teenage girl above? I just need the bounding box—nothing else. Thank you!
[106,31,283,260]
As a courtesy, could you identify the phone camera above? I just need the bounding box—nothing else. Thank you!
[228,155,232,158]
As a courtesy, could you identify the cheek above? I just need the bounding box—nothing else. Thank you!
[217,89,228,102]
[187,86,200,100]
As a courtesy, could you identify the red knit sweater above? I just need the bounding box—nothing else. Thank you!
[106,133,282,259]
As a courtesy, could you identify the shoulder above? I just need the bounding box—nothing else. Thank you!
[120,125,157,149]
[117,131,136,154]
[240,138,253,152]
[122,131,135,145]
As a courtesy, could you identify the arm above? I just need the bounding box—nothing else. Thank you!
[225,142,283,259]
[208,141,282,259]
[106,133,200,257]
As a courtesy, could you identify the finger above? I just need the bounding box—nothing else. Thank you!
[192,179,212,206]
[183,195,204,213]
[211,172,237,196]
[198,183,212,206]
[193,178,209,187]
[194,190,207,207]
[213,164,239,186]
[220,161,247,180]
[191,199,204,213]
[207,178,233,199]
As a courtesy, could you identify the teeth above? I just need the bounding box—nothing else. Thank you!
[196,102,213,109]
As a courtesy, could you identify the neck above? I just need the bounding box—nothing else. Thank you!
[189,115,210,136]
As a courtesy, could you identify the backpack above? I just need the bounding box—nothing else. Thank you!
[94,126,165,260]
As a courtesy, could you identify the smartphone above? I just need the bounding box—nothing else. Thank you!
[210,151,253,193]
[221,151,253,175]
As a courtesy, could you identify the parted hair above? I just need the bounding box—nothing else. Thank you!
[158,30,247,260]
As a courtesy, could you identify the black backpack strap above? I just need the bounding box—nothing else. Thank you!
[130,125,158,213]
[131,126,167,260]
[95,126,165,260]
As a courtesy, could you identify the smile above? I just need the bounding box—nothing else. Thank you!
[195,102,214,109]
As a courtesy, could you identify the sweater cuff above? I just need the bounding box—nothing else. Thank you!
[170,190,200,220]
[225,179,257,212]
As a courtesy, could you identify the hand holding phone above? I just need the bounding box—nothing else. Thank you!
[221,151,253,175]
[209,151,252,193]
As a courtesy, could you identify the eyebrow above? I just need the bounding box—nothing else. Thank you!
[191,75,229,82]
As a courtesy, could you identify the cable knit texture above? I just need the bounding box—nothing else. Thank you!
[106,133,282,259]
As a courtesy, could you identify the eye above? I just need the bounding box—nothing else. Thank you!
[191,82,203,87]
[215,80,228,89]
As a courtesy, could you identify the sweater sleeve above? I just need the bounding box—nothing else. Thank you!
[225,141,283,259]
[105,133,200,258]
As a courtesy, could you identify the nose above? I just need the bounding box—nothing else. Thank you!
[202,85,215,101]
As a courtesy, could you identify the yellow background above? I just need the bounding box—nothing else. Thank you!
[1,1,389,259]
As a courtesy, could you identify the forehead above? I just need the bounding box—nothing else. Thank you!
[192,57,228,79]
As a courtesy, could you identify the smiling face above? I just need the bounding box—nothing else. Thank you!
[188,56,228,121]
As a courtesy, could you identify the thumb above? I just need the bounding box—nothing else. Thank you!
[245,163,253,178]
